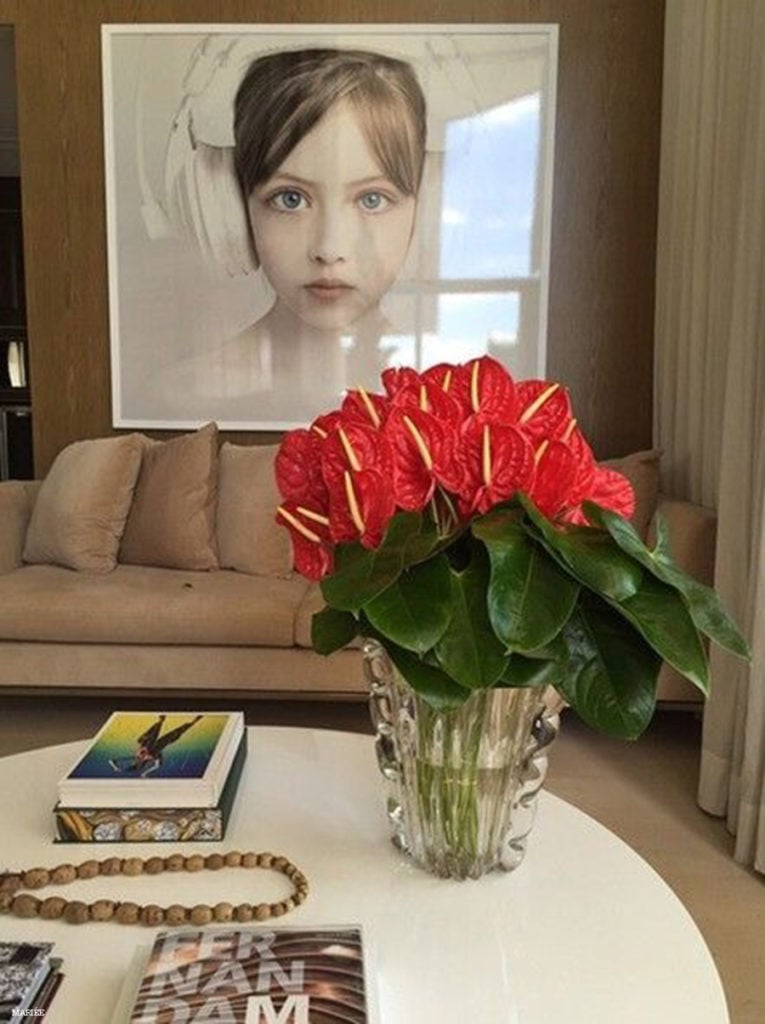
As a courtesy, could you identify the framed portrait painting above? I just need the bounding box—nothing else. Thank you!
[102,23,558,430]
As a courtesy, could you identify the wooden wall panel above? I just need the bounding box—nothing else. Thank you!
[1,0,664,473]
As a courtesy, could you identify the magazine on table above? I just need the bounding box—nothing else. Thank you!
[111,925,373,1023]
[57,711,245,808]
[0,941,63,1021]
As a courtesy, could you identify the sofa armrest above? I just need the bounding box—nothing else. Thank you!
[648,494,716,585]
[0,480,39,574]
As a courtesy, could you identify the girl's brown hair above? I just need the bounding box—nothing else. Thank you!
[234,48,427,198]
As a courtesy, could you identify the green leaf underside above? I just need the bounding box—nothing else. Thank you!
[383,639,470,711]
[557,603,660,740]
[311,606,358,655]
[433,547,508,689]
[473,510,580,651]
[519,494,644,602]
[320,512,423,612]
[364,555,453,654]
[585,502,750,661]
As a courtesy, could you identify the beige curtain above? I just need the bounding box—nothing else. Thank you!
[655,0,765,873]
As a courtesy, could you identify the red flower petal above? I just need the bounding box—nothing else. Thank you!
[527,440,578,519]
[310,411,343,439]
[275,501,333,581]
[453,356,517,422]
[327,468,396,549]
[564,425,596,506]
[385,407,463,511]
[275,429,328,505]
[341,389,390,430]
[321,419,391,489]
[391,379,464,428]
[517,380,572,441]
[587,467,635,519]
[421,362,459,396]
[458,418,535,514]
[382,366,420,398]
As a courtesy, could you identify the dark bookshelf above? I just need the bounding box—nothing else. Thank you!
[0,175,32,479]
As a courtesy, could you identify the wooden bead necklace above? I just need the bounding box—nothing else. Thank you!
[0,850,309,927]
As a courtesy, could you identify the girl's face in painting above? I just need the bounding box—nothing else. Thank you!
[247,100,417,333]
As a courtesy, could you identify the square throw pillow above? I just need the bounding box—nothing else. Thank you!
[119,422,219,570]
[603,448,662,539]
[23,434,144,573]
[216,443,293,576]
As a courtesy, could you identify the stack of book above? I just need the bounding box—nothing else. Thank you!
[54,711,246,843]
[0,942,63,1021]
[111,926,370,1024]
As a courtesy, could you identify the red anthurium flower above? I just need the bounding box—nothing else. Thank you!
[310,411,343,439]
[458,417,536,514]
[421,362,459,396]
[451,356,518,423]
[391,378,464,427]
[561,421,596,507]
[327,467,396,549]
[564,467,636,525]
[527,439,579,519]
[516,380,572,442]
[341,388,390,430]
[384,406,464,511]
[275,500,333,581]
[381,366,421,398]
[275,429,328,506]
[321,419,391,490]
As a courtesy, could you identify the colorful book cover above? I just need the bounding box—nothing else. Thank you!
[58,712,244,808]
[54,731,247,843]
[127,927,368,1024]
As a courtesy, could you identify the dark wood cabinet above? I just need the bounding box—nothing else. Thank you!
[0,176,32,478]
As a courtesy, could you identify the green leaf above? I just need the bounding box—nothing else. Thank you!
[311,606,358,655]
[473,509,580,651]
[433,545,508,689]
[364,555,453,654]
[497,653,562,689]
[584,502,750,661]
[383,639,471,711]
[320,512,423,612]
[403,514,460,565]
[617,574,710,694]
[519,494,643,602]
[557,603,661,739]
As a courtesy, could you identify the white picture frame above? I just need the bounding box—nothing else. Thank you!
[102,23,558,430]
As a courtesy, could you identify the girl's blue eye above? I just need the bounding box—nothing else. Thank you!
[358,191,391,212]
[270,190,307,211]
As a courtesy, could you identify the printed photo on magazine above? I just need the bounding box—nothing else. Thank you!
[121,926,370,1024]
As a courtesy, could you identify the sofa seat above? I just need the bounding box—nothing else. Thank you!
[0,564,312,647]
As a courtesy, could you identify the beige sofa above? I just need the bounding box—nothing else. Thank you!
[0,437,715,703]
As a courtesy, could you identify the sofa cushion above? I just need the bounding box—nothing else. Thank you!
[0,564,311,646]
[120,423,219,571]
[603,448,661,539]
[23,435,143,573]
[216,443,292,576]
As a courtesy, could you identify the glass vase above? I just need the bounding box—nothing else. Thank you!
[364,639,561,880]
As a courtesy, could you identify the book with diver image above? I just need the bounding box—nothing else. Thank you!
[112,926,370,1024]
[57,711,245,808]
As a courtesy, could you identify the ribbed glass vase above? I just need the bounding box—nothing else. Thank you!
[365,639,561,880]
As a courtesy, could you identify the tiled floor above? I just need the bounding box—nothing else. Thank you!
[0,695,761,1023]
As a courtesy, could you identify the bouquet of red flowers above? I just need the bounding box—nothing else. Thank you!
[275,356,747,739]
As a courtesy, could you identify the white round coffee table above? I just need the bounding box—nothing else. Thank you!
[0,727,728,1022]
